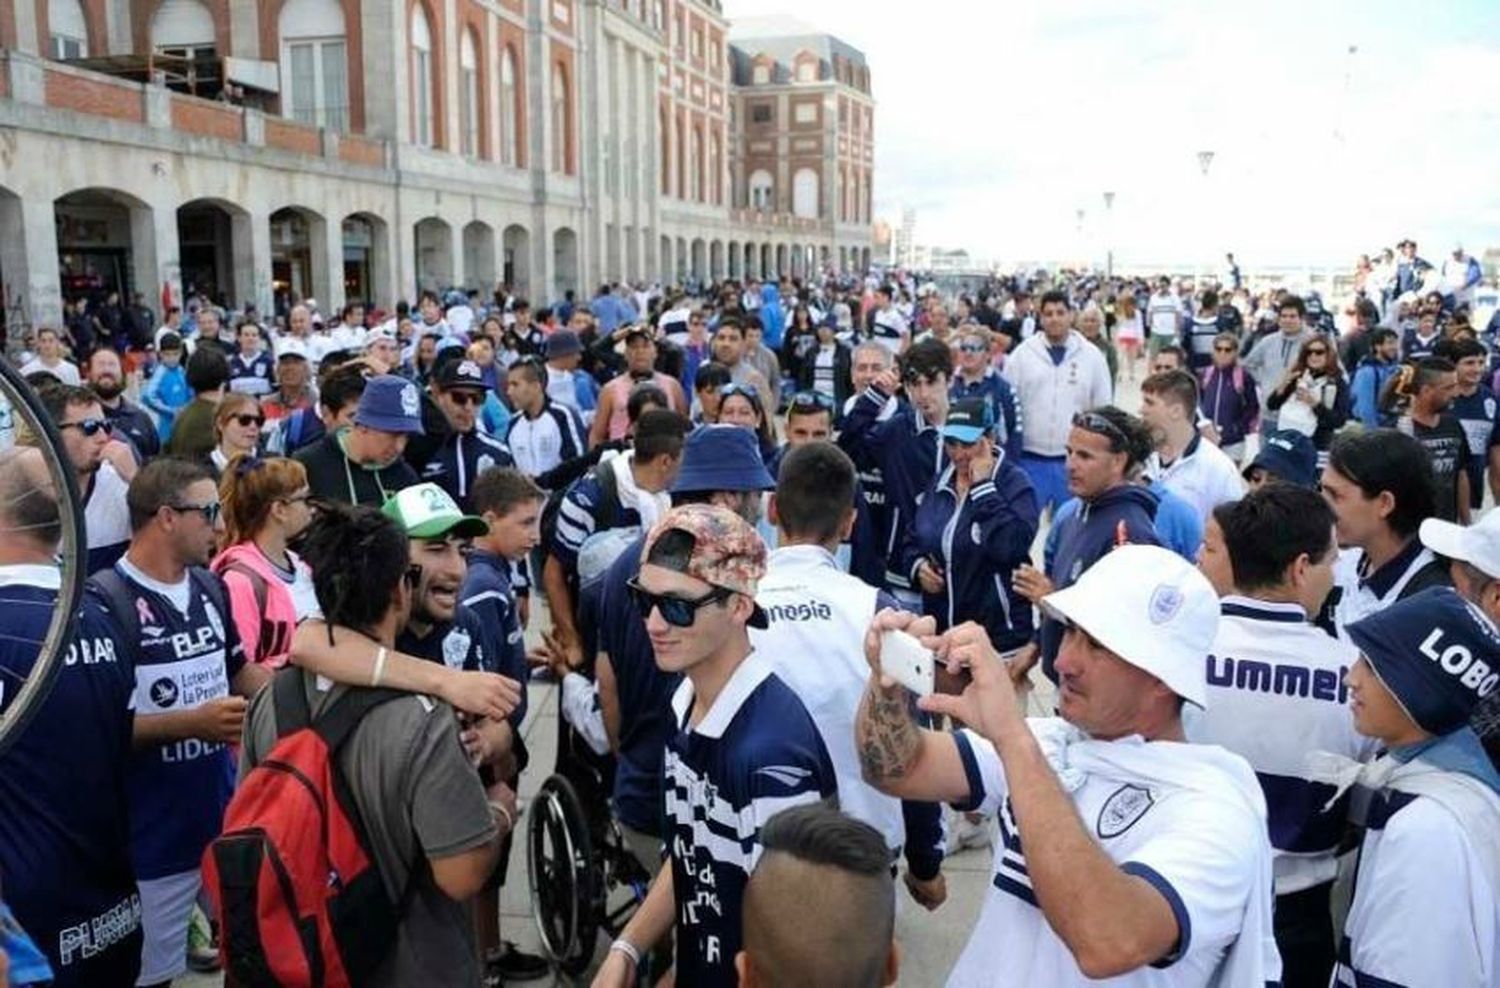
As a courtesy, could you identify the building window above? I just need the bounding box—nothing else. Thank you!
[674,115,685,197]
[650,0,664,30]
[690,29,701,60]
[710,41,720,70]
[794,102,816,125]
[551,63,571,173]
[793,167,818,219]
[749,169,773,210]
[689,126,702,201]
[500,46,519,166]
[280,0,348,132]
[751,63,769,85]
[708,130,721,205]
[750,104,772,124]
[459,29,480,156]
[410,5,434,147]
[796,59,816,83]
[48,0,88,58]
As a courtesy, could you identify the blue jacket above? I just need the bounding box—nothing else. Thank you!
[140,364,191,442]
[1046,482,1201,568]
[1351,356,1400,428]
[758,283,787,350]
[458,550,530,729]
[901,456,1039,652]
[837,385,946,592]
[421,428,514,514]
[950,369,1024,462]
[1199,364,1260,448]
[1040,483,1160,681]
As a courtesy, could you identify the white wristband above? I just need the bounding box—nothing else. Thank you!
[609,938,641,967]
[487,800,514,834]
[370,645,388,687]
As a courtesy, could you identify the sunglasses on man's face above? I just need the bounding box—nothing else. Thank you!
[62,417,112,437]
[959,343,988,354]
[626,577,734,628]
[447,391,484,407]
[170,501,221,525]
[1213,344,1236,353]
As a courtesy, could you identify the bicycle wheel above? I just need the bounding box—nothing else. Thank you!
[0,362,88,757]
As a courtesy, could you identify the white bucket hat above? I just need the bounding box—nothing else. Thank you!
[1041,544,1220,707]
[1421,512,1500,581]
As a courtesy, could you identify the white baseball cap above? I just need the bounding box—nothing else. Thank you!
[1421,512,1500,580]
[1041,544,1220,708]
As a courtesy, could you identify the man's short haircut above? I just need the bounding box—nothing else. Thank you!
[743,314,764,334]
[852,341,892,366]
[126,456,214,532]
[742,804,895,988]
[1213,331,1239,351]
[297,502,410,633]
[1435,336,1487,363]
[1152,343,1187,368]
[1370,327,1398,347]
[1326,428,1436,538]
[0,448,60,549]
[786,401,833,431]
[714,320,744,339]
[1084,405,1155,470]
[318,362,371,414]
[1141,369,1199,417]
[899,338,953,382]
[185,346,230,394]
[633,409,690,463]
[1414,356,1457,392]
[1201,289,1220,311]
[1038,289,1071,311]
[507,357,544,387]
[1278,294,1307,317]
[775,442,856,544]
[471,466,544,517]
[1212,484,1335,593]
[693,362,732,393]
[626,383,669,422]
[38,384,99,424]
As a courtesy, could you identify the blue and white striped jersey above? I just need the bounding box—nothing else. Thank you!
[663,652,837,987]
[1185,597,1379,893]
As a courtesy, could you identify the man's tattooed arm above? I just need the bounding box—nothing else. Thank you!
[856,677,924,787]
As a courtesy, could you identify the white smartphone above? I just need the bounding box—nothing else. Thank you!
[880,629,935,697]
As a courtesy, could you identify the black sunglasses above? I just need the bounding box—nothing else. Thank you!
[626,577,733,628]
[789,391,834,412]
[170,501,221,525]
[231,413,266,428]
[1072,411,1128,452]
[62,417,112,437]
[447,391,484,406]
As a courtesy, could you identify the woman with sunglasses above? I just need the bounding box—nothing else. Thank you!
[211,455,316,668]
[209,393,265,477]
[899,398,1039,657]
[1200,331,1261,464]
[1265,336,1350,462]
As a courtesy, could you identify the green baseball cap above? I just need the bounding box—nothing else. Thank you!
[382,483,489,539]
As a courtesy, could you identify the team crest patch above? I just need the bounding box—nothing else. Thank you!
[442,627,471,669]
[400,383,420,416]
[1097,784,1154,838]
[1148,584,1183,625]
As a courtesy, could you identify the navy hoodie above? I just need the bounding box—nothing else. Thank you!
[1040,483,1161,681]
[838,384,946,592]
[901,454,1040,652]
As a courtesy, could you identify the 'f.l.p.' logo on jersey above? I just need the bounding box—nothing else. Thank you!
[1419,627,1500,697]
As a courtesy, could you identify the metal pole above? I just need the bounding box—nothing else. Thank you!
[1103,191,1115,281]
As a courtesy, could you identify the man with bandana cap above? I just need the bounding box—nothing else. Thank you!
[1333,587,1500,987]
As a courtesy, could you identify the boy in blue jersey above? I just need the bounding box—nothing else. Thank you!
[594,504,837,988]
[91,457,270,988]
[0,448,142,986]
[1441,337,1500,511]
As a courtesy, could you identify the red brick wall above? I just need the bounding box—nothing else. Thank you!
[339,133,384,166]
[171,94,241,140]
[257,0,367,133]
[264,115,321,154]
[45,69,145,123]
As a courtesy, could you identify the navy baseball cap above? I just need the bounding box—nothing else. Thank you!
[545,330,583,359]
[1243,430,1317,488]
[1347,587,1500,735]
[434,358,487,391]
[670,425,775,494]
[943,398,994,444]
[353,375,425,435]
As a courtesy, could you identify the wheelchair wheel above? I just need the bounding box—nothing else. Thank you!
[527,773,601,977]
[0,363,88,757]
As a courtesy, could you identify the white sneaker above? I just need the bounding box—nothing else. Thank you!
[947,810,992,853]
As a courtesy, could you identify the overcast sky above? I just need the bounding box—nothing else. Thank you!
[724,0,1500,269]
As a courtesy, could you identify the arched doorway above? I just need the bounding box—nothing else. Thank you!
[54,187,156,307]
[552,227,578,300]
[270,205,329,314]
[177,198,249,307]
[502,223,531,296]
[342,212,389,305]
[413,216,453,292]
[463,221,495,291]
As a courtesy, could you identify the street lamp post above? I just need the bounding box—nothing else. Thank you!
[1196,150,1215,285]
[1103,191,1115,280]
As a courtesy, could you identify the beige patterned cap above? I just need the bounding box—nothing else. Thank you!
[642,503,768,626]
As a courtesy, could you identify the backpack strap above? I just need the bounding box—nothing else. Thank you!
[88,568,140,646]
[218,561,275,661]
[595,459,622,532]
[309,684,409,755]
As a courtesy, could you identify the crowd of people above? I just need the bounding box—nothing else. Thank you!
[0,244,1497,988]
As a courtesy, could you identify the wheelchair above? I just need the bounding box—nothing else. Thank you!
[526,713,654,978]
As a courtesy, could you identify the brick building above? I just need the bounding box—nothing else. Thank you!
[0,0,874,331]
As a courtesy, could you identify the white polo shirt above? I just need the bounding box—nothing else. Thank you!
[1146,435,1244,524]
[750,545,906,852]
[1185,597,1379,893]
[947,721,1266,987]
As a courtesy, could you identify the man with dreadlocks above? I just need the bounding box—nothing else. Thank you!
[243,501,517,987]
